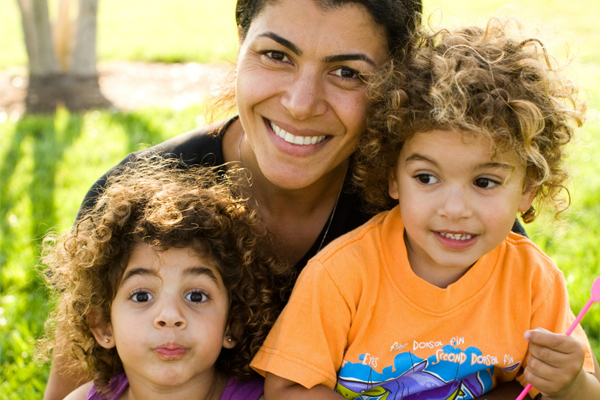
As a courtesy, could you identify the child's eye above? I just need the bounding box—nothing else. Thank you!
[415,174,439,185]
[185,291,209,303]
[474,177,500,189]
[263,50,291,63]
[331,66,362,81]
[130,291,153,303]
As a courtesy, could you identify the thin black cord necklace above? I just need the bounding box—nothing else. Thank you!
[237,131,343,253]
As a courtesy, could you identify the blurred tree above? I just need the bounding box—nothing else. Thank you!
[16,0,111,113]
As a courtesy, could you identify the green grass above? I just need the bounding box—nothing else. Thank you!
[0,106,207,398]
[2,0,600,398]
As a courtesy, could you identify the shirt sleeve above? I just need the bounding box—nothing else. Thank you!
[515,269,595,396]
[250,260,353,390]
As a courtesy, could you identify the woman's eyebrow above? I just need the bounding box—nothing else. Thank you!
[258,32,302,55]
[324,54,376,67]
[257,32,376,66]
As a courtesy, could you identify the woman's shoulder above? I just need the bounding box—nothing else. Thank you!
[76,116,237,219]
[139,115,238,165]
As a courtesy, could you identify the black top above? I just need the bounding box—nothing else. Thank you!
[78,116,374,272]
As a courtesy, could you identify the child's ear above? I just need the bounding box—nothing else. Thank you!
[88,310,115,349]
[518,183,537,214]
[388,168,400,200]
[222,325,238,349]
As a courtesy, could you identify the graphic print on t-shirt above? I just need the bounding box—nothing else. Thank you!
[335,343,521,400]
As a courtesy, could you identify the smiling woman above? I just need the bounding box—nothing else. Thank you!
[43,0,425,399]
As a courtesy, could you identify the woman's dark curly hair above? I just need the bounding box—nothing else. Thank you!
[236,0,421,57]
[40,156,293,391]
[354,17,585,222]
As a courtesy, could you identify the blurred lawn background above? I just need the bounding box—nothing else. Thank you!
[1,0,600,398]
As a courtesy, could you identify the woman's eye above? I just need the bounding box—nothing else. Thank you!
[130,291,153,303]
[264,51,290,63]
[415,174,439,185]
[331,67,360,80]
[474,178,500,189]
[186,291,208,303]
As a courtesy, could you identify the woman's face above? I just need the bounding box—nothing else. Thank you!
[236,0,388,189]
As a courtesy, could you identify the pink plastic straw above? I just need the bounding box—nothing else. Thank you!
[515,277,600,400]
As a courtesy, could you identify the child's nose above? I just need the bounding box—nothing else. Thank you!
[438,186,473,219]
[154,300,186,328]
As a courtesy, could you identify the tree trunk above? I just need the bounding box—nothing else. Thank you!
[71,0,99,76]
[17,0,111,114]
[17,0,60,76]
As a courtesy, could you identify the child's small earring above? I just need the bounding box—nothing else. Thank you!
[521,205,536,224]
[105,338,110,343]
[227,337,232,343]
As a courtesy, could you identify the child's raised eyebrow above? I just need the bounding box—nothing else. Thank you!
[476,162,515,171]
[120,267,159,285]
[183,266,220,287]
[405,153,438,166]
[119,266,220,287]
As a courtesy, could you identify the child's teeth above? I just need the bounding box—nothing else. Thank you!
[270,122,326,146]
[441,233,473,241]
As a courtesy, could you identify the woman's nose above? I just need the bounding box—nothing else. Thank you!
[281,68,327,120]
[154,298,186,328]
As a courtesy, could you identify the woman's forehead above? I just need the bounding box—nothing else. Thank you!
[245,0,388,61]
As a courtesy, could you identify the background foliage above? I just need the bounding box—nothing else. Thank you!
[1,0,600,398]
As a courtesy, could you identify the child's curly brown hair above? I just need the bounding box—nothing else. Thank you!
[354,17,585,222]
[40,156,293,390]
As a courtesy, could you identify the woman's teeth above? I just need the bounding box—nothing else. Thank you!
[270,122,326,145]
[440,232,473,241]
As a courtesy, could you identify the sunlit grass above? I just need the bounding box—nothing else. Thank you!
[0,106,205,398]
[2,0,600,398]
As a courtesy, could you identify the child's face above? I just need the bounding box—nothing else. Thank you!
[91,243,235,389]
[389,129,535,288]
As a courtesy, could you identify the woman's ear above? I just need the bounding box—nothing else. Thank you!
[88,309,115,349]
[222,325,238,349]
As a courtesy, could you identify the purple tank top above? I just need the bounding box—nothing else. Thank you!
[221,375,264,400]
[86,373,128,400]
[87,373,263,400]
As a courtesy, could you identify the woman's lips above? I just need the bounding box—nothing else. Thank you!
[265,118,328,146]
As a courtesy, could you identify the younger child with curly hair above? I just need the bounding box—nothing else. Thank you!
[40,157,291,400]
[252,18,600,400]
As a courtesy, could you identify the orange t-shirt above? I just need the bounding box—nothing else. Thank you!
[251,207,594,399]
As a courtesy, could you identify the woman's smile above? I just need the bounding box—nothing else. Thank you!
[235,0,388,189]
[268,120,327,146]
